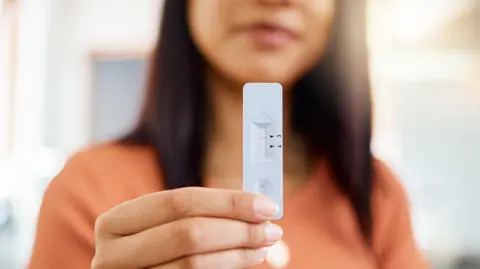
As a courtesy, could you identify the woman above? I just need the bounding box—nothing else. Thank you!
[29,0,429,268]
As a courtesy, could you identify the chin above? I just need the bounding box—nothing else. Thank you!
[233,67,295,86]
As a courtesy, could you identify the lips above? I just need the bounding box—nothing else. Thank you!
[245,23,299,49]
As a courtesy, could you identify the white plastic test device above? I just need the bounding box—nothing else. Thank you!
[243,83,283,219]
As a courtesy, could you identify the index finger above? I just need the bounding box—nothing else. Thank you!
[96,187,279,237]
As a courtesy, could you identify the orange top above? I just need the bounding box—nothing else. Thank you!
[28,143,429,269]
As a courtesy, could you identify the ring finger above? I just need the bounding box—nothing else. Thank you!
[114,218,282,268]
[149,248,268,269]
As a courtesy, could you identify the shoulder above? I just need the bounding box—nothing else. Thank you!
[372,158,408,205]
[29,143,164,268]
[370,158,426,264]
[45,142,163,215]
[69,142,158,172]
[371,158,411,229]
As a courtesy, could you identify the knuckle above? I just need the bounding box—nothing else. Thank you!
[231,191,254,217]
[91,255,108,269]
[168,190,194,216]
[183,255,204,269]
[246,223,257,244]
[244,223,264,245]
[238,249,251,265]
[91,241,119,269]
[94,213,110,235]
[228,191,241,216]
[178,218,203,248]
[90,257,102,269]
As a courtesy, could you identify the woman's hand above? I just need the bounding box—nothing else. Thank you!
[91,187,283,269]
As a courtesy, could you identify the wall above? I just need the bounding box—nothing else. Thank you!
[44,0,162,154]
[0,2,16,159]
[2,0,52,266]
[1,1,163,267]
[90,58,147,144]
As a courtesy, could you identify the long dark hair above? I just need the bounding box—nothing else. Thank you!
[124,0,373,243]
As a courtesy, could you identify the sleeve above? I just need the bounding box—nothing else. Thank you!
[372,161,431,269]
[28,154,98,269]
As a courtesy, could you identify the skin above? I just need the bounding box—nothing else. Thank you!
[189,0,334,86]
[92,0,335,268]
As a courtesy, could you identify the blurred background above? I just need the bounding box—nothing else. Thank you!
[0,0,479,268]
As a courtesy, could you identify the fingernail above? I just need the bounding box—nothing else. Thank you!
[254,196,279,218]
[264,222,283,242]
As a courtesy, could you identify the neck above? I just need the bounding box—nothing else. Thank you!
[203,71,313,190]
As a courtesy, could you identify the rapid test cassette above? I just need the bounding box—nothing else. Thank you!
[243,83,283,219]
